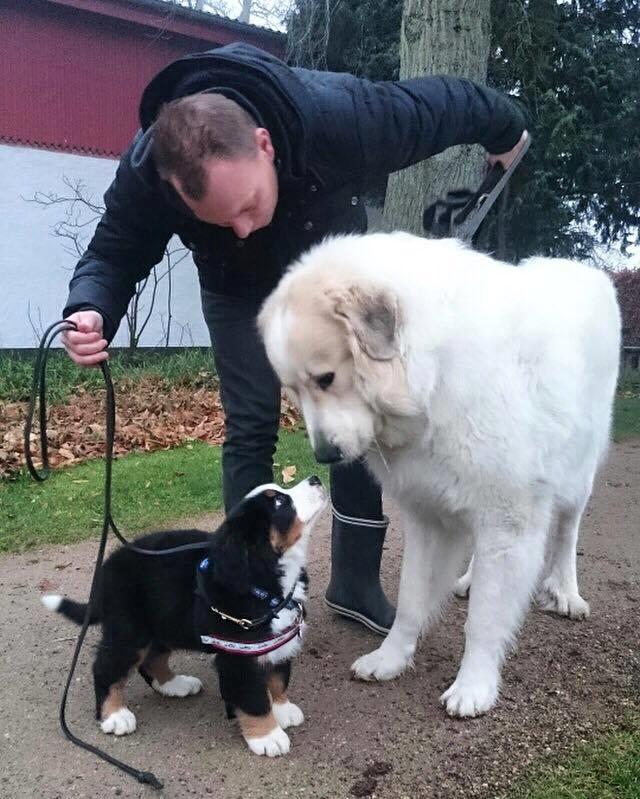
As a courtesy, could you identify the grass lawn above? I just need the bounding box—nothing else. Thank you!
[0,348,216,403]
[1,360,638,553]
[0,429,328,554]
[613,395,640,441]
[508,718,640,799]
[614,371,640,441]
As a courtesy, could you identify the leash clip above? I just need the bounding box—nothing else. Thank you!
[210,607,253,630]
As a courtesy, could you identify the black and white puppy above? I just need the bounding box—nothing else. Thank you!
[42,477,326,757]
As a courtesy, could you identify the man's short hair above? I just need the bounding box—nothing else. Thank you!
[153,93,258,200]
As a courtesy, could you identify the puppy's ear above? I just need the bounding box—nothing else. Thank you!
[331,284,398,361]
[209,499,272,594]
[210,527,250,595]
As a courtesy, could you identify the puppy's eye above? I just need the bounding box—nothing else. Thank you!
[272,493,290,509]
[314,372,335,390]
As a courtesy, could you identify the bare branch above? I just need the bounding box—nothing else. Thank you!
[27,302,45,345]
[29,178,191,351]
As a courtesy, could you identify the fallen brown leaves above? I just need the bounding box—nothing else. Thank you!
[1,375,300,479]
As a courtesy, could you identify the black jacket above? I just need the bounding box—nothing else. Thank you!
[64,43,526,340]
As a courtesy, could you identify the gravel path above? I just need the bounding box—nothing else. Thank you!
[1,442,638,798]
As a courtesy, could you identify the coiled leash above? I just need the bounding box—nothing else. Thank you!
[423,133,531,242]
[24,320,215,791]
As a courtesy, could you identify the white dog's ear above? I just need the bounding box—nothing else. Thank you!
[329,283,419,419]
[331,285,398,361]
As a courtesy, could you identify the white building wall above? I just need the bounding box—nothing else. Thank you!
[0,143,210,348]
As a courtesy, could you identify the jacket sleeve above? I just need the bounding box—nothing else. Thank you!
[63,130,174,341]
[317,74,526,181]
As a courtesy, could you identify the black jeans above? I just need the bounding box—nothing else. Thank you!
[201,288,384,520]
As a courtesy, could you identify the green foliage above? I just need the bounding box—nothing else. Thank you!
[486,0,640,260]
[286,0,640,261]
[286,0,402,78]
[0,349,216,403]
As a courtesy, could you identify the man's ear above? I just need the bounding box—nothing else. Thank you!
[210,529,250,595]
[330,284,399,361]
[255,127,275,161]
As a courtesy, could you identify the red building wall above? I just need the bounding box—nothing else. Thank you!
[0,0,284,157]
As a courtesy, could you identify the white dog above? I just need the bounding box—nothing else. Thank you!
[258,232,620,717]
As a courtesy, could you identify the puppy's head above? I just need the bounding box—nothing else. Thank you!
[258,236,419,464]
[208,477,326,594]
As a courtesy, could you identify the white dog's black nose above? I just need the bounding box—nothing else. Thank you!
[314,440,343,464]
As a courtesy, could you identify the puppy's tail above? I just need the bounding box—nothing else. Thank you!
[41,594,101,625]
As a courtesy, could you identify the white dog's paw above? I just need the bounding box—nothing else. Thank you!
[152,674,203,697]
[245,726,290,757]
[272,701,304,729]
[440,677,499,718]
[538,578,590,620]
[351,645,411,682]
[100,707,137,736]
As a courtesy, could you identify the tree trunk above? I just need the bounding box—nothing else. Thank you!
[382,0,491,235]
[238,0,252,23]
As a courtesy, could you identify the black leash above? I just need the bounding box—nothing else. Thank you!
[24,320,215,790]
[423,133,531,242]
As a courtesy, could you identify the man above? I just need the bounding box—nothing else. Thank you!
[62,43,528,635]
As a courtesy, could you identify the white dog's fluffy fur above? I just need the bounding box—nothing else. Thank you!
[258,232,620,717]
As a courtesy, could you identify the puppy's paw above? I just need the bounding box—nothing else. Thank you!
[538,578,590,620]
[272,700,304,729]
[152,674,202,697]
[100,707,137,736]
[351,645,410,682]
[440,676,498,718]
[245,726,290,757]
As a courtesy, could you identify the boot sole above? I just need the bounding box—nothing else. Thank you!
[324,598,391,636]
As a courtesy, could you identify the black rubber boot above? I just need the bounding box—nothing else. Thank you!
[324,507,396,636]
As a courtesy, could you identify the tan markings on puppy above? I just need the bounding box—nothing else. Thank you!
[267,672,288,705]
[237,709,279,739]
[270,517,304,554]
[101,680,126,721]
[142,651,174,685]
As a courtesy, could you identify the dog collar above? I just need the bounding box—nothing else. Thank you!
[195,557,302,631]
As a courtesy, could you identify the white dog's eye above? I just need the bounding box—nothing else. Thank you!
[314,372,335,391]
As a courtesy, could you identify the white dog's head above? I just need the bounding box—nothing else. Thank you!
[258,237,420,463]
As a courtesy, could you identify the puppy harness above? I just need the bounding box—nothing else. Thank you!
[194,557,305,656]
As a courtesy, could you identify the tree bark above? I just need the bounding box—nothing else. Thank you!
[382,0,491,235]
[238,0,252,23]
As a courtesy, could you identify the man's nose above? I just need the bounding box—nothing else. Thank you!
[233,220,252,239]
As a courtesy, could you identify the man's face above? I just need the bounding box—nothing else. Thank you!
[170,128,279,239]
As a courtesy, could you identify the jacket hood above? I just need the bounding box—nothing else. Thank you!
[139,43,310,182]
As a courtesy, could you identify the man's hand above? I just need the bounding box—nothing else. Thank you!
[488,130,529,170]
[61,310,109,367]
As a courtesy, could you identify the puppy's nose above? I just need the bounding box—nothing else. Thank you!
[308,475,322,486]
[314,440,343,464]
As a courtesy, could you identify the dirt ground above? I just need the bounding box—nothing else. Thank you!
[0,442,638,799]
